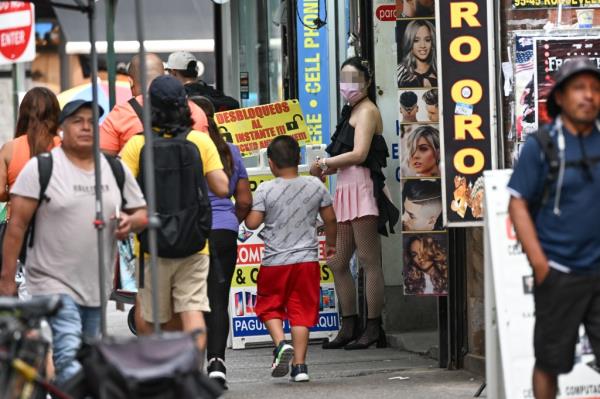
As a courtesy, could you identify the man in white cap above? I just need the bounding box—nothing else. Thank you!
[167,51,239,112]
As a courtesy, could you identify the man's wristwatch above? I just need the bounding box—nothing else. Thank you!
[318,158,329,171]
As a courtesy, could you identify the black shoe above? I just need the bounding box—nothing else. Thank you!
[344,318,387,350]
[271,341,294,377]
[207,358,228,390]
[290,364,310,382]
[322,315,360,349]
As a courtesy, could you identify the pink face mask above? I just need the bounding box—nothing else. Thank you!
[340,82,365,103]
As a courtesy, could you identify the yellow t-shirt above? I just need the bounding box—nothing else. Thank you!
[120,130,224,255]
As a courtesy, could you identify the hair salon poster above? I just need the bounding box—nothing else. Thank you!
[534,36,600,128]
[396,0,448,296]
[436,0,497,227]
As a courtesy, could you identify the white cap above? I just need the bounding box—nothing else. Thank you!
[166,51,205,77]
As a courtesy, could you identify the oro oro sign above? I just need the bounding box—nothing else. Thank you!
[437,1,497,227]
[0,2,35,65]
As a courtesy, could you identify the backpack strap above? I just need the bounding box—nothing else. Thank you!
[128,97,144,122]
[104,154,127,208]
[27,153,53,250]
[531,125,558,213]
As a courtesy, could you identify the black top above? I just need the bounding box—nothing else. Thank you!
[326,104,400,236]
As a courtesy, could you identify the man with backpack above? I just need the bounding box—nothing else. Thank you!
[120,75,229,351]
[0,100,148,386]
[166,51,240,112]
[100,53,210,156]
[508,58,600,399]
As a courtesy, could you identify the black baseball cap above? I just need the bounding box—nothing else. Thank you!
[59,100,105,124]
[149,75,187,109]
[547,57,600,118]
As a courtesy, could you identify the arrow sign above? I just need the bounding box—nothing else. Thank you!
[0,2,35,65]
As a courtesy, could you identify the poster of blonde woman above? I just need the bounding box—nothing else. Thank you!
[401,125,440,177]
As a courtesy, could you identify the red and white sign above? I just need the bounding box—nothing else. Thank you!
[375,4,396,21]
[0,2,35,65]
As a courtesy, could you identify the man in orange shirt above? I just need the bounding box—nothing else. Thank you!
[100,53,209,155]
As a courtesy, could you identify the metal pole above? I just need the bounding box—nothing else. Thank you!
[134,0,161,334]
[106,0,117,110]
[12,63,26,126]
[87,0,108,337]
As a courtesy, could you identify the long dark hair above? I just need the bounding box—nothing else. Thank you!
[150,101,193,137]
[15,87,60,156]
[190,96,233,177]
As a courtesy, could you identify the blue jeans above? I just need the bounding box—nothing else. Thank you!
[47,294,101,386]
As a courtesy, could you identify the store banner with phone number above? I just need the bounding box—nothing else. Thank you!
[513,0,600,9]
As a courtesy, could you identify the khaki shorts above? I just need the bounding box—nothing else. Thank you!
[137,253,210,324]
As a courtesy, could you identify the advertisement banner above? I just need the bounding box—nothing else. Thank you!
[229,159,338,349]
[484,170,600,399]
[436,0,496,226]
[296,0,331,145]
[229,224,339,348]
[396,0,448,296]
[513,0,600,9]
[534,36,600,128]
[215,100,309,156]
[514,35,537,141]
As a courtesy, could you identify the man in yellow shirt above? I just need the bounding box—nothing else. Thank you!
[120,75,228,350]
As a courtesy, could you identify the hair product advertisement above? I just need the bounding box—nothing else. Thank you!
[396,0,448,296]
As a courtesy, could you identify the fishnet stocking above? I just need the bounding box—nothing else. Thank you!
[352,217,384,318]
[328,222,357,316]
[329,216,384,318]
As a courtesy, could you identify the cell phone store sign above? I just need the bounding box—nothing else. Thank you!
[437,1,497,227]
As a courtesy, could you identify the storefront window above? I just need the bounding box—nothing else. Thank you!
[500,1,600,166]
[237,0,283,107]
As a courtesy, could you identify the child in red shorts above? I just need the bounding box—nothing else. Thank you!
[245,136,336,382]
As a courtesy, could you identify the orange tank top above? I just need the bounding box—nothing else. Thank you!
[7,135,61,190]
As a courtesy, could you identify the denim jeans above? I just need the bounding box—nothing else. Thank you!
[47,294,101,386]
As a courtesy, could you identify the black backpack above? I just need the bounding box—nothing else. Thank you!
[0,152,125,269]
[128,99,212,263]
[529,125,600,215]
[184,81,240,112]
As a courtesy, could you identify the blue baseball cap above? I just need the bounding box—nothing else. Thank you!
[59,100,105,124]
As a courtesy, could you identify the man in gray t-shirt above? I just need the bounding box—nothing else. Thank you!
[245,136,336,382]
[0,100,147,386]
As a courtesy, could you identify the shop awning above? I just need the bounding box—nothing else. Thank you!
[53,0,215,54]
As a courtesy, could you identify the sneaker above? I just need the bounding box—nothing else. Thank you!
[207,358,228,390]
[271,341,294,377]
[290,364,310,382]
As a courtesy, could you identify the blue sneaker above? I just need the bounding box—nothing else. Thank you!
[271,341,294,377]
[290,364,310,382]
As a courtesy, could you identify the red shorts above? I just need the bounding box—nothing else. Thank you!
[255,261,321,327]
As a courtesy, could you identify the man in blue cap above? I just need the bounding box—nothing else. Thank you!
[509,58,600,398]
[0,100,148,386]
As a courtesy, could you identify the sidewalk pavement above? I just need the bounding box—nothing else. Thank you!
[223,344,485,399]
[107,305,485,398]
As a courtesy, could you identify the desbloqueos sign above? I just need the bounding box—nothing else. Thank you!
[436,1,497,227]
[0,2,35,65]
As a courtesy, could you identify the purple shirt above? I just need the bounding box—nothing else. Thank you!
[208,144,248,231]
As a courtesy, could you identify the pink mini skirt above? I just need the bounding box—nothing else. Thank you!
[334,165,379,222]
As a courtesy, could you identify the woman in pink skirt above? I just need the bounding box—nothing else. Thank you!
[311,57,399,350]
